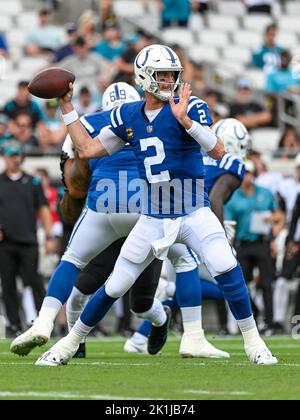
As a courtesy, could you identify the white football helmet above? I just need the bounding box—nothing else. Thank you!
[212,118,251,159]
[102,82,141,111]
[134,44,183,101]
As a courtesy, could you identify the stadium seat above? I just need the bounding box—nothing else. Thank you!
[188,45,219,64]
[243,14,273,32]
[232,30,262,49]
[0,0,22,17]
[0,57,13,72]
[277,32,298,49]
[198,30,229,48]
[218,60,245,76]
[0,82,16,107]
[207,13,240,32]
[244,69,266,90]
[278,17,300,33]
[217,0,246,16]
[286,1,300,15]
[6,29,28,48]
[188,13,204,34]
[268,159,295,177]
[216,60,245,77]
[250,127,282,154]
[162,28,195,49]
[222,46,251,65]
[113,0,145,17]
[0,16,12,32]
[18,57,49,77]
[16,12,38,29]
[7,70,29,85]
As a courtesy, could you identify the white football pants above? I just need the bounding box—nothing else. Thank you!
[62,207,140,269]
[167,243,215,282]
[105,207,237,298]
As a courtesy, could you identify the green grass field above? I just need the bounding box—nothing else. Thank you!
[0,336,300,400]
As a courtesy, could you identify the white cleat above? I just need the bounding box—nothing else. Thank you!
[179,332,230,359]
[124,338,148,354]
[35,349,71,367]
[10,319,53,356]
[35,334,80,366]
[246,345,278,365]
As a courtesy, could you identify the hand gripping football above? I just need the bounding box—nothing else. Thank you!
[28,67,75,99]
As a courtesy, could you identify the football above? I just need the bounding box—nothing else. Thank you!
[28,67,75,99]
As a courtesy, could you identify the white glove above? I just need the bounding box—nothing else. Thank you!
[224,220,237,244]
[62,134,75,159]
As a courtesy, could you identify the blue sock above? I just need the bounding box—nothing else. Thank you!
[136,320,152,338]
[215,264,252,320]
[46,261,80,304]
[201,279,224,301]
[175,268,202,307]
[80,285,117,327]
[162,297,179,311]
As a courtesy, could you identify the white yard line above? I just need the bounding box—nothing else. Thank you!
[182,390,253,396]
[0,391,157,400]
[73,361,161,366]
[1,360,300,367]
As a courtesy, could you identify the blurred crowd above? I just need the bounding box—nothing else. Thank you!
[0,1,299,156]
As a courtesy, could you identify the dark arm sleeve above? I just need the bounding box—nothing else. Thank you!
[209,174,242,226]
[287,193,300,242]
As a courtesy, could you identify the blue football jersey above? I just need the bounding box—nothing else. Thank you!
[80,111,140,213]
[108,96,212,218]
[203,153,245,199]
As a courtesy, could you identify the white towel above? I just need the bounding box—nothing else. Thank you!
[152,218,182,260]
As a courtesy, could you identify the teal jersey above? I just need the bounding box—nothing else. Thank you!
[252,44,284,73]
[266,69,300,93]
[225,185,278,241]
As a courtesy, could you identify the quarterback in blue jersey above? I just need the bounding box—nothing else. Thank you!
[35,44,277,366]
[124,118,251,354]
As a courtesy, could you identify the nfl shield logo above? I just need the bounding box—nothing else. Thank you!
[147,125,153,133]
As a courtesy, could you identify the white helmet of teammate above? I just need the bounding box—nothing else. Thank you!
[134,44,183,102]
[102,82,141,111]
[212,118,251,159]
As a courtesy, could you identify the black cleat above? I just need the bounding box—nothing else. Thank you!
[148,306,172,355]
[73,342,86,358]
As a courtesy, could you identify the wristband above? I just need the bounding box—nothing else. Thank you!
[186,121,217,152]
[62,110,79,126]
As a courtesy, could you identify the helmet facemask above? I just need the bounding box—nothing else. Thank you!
[134,44,184,102]
[149,69,183,101]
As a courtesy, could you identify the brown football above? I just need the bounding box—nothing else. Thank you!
[28,67,75,99]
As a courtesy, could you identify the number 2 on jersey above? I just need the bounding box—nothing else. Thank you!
[140,137,171,183]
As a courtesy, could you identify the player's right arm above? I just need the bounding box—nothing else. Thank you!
[58,83,126,159]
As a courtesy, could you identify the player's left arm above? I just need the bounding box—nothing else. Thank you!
[209,174,242,225]
[170,83,225,160]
